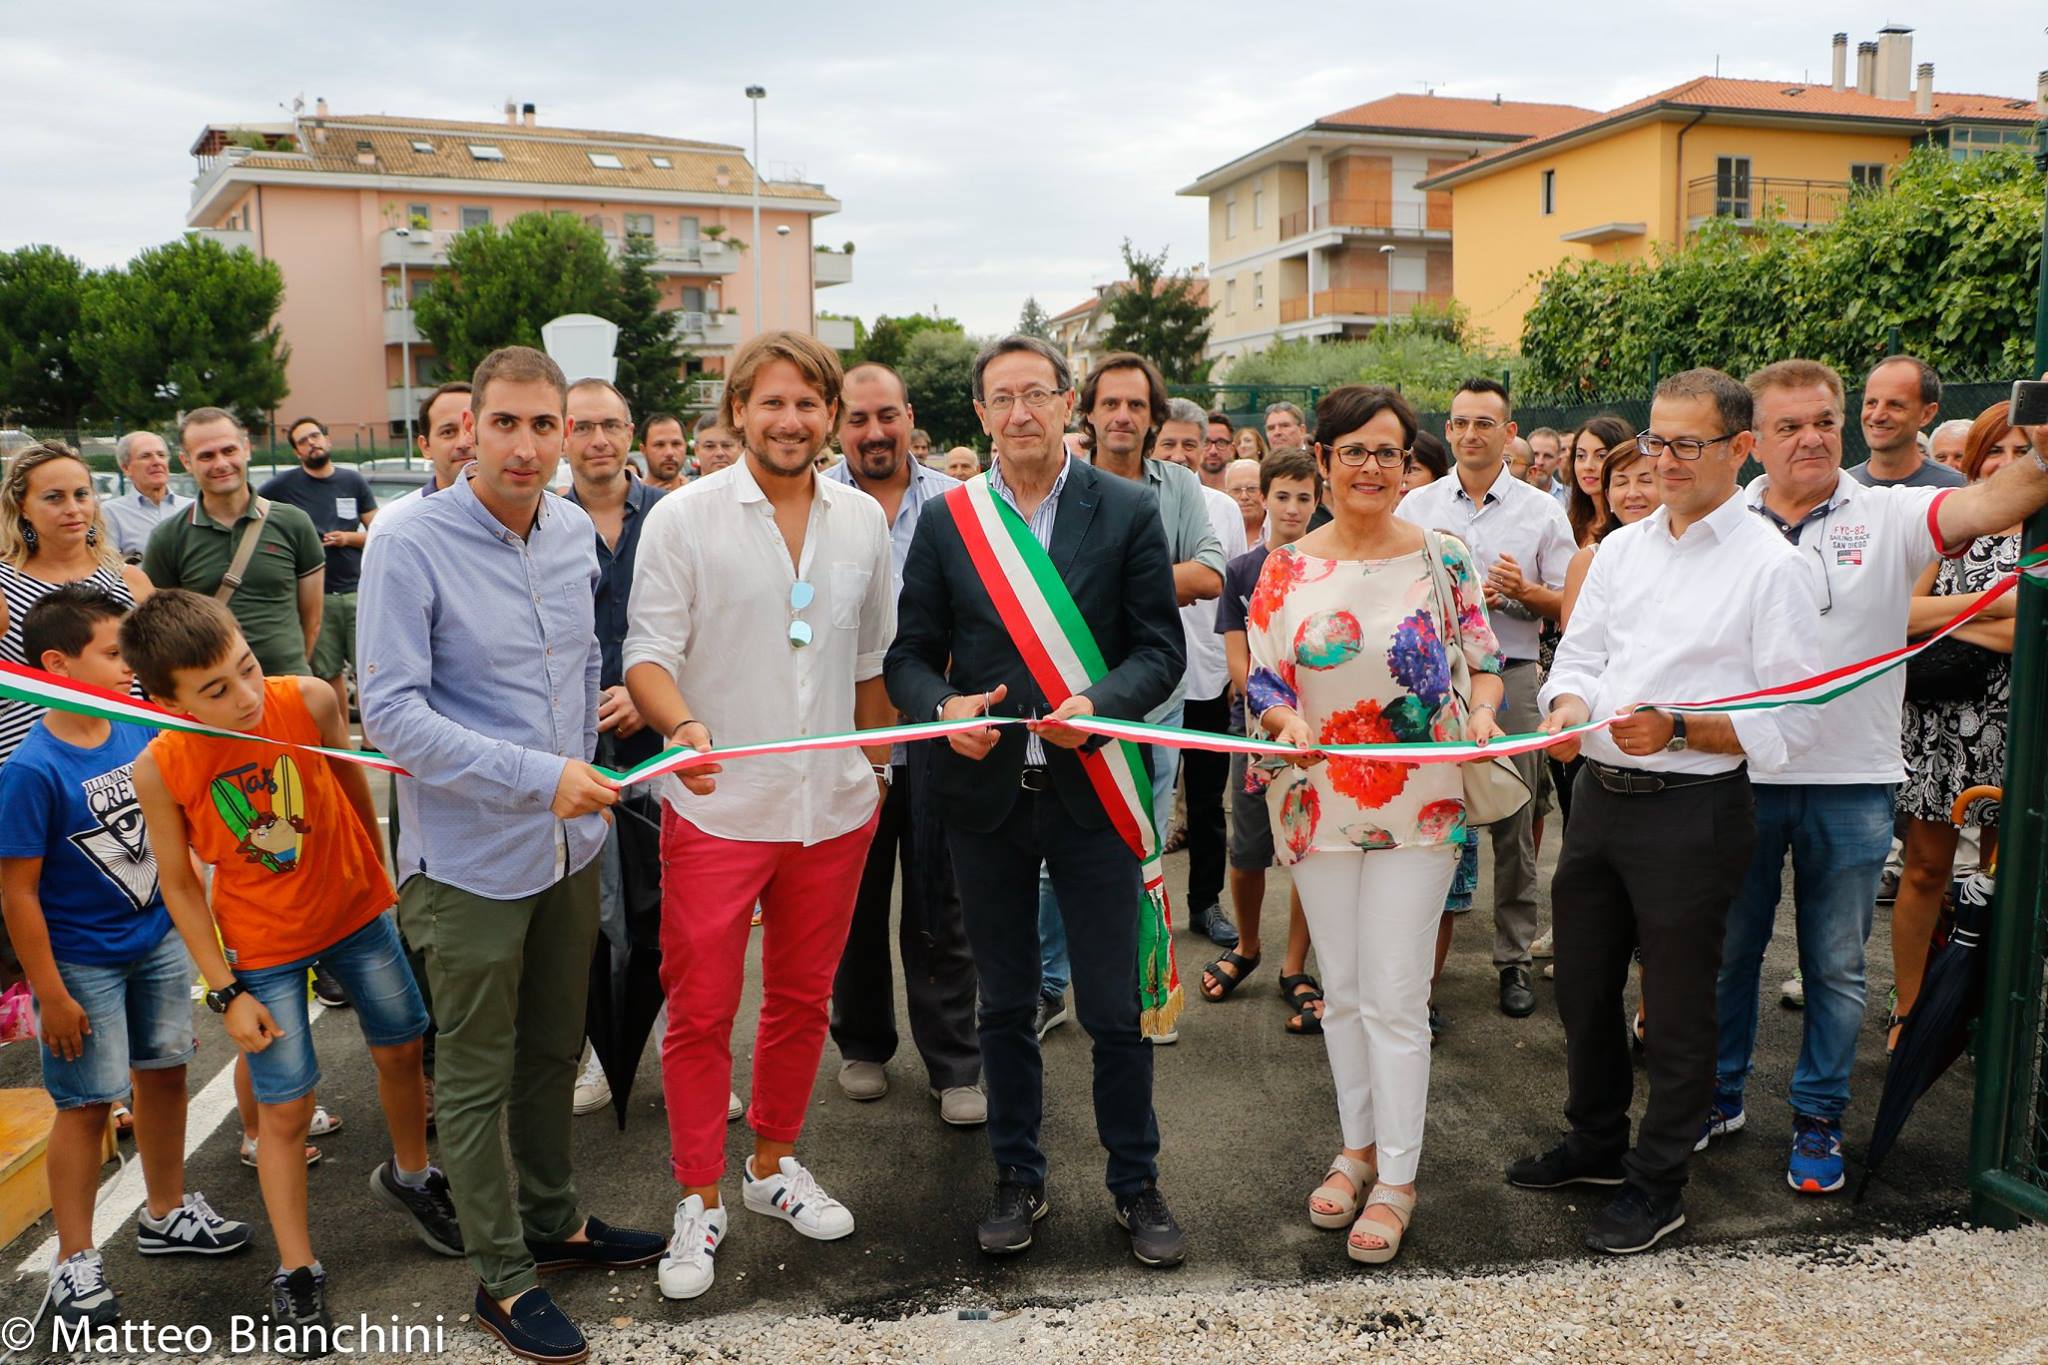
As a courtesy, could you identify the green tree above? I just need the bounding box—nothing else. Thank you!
[1016,296,1052,339]
[412,213,618,379]
[857,312,964,370]
[611,233,688,423]
[77,234,289,427]
[897,328,982,449]
[1519,147,2044,396]
[0,245,95,428]
[1100,240,1212,383]
[1222,303,1519,411]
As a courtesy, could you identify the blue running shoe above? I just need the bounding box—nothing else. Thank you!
[1787,1114,1845,1194]
[1693,1095,1745,1152]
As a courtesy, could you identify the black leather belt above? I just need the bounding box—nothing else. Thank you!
[1586,759,1747,795]
[1019,766,1050,792]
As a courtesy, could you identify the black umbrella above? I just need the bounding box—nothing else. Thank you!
[1856,786,2001,1201]
[585,736,670,1129]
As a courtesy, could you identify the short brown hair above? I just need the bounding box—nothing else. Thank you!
[722,331,844,431]
[178,406,244,448]
[1314,385,1417,449]
[1869,354,1940,406]
[119,589,243,701]
[1077,353,1170,456]
[1260,446,1319,494]
[471,346,567,413]
[418,381,472,436]
[1745,359,1845,414]
[567,376,631,419]
[1658,367,1753,433]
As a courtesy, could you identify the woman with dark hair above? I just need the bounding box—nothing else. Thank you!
[1402,431,1449,491]
[1564,415,1633,547]
[1248,384,1504,1265]
[1888,402,2029,1052]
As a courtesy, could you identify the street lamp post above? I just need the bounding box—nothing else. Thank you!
[1379,242,1396,334]
[396,226,415,454]
[746,85,766,336]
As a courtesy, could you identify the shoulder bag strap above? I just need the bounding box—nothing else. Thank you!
[214,496,272,604]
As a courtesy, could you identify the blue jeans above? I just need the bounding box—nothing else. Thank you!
[39,932,196,1110]
[1714,782,1894,1121]
[1040,703,1182,998]
[240,912,430,1104]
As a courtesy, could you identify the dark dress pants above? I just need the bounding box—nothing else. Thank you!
[948,785,1159,1195]
[1178,688,1231,915]
[829,745,981,1088]
[1551,768,1756,1196]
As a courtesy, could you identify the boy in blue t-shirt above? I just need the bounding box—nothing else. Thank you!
[0,586,250,1330]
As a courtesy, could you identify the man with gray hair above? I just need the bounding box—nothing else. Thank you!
[1929,418,1971,472]
[1264,400,1308,453]
[102,431,191,560]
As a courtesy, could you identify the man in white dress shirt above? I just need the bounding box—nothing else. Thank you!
[1398,378,1578,1018]
[101,432,191,560]
[1508,367,1822,1259]
[623,332,896,1303]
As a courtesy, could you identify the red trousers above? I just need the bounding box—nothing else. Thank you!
[658,805,879,1186]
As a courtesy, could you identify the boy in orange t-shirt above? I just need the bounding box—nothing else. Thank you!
[124,590,460,1356]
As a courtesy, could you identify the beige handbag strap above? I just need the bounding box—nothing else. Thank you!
[1419,528,1474,735]
[213,496,272,604]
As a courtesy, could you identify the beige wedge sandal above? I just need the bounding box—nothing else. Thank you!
[1308,1152,1376,1230]
[1347,1185,1415,1265]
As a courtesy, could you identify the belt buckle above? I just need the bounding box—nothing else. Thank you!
[1019,767,1049,792]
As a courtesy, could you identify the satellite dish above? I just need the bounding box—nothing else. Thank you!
[541,313,620,384]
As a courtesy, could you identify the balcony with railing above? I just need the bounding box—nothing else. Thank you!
[1278,199,1446,241]
[188,226,255,255]
[613,235,741,276]
[686,378,726,410]
[378,228,457,267]
[1278,288,1440,325]
[667,310,744,349]
[1684,175,1852,231]
[382,308,424,345]
[812,248,853,287]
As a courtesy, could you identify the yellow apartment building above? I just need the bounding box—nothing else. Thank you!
[1420,27,2044,347]
[1178,94,1592,371]
[185,100,854,443]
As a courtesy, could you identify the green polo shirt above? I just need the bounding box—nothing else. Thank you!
[141,494,326,677]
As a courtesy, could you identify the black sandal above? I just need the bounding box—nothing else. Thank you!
[1201,951,1261,1002]
[1280,973,1324,1036]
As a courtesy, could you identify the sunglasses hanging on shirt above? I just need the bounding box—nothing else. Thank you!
[788,580,815,648]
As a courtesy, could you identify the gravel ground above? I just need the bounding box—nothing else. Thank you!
[332,1222,2048,1364]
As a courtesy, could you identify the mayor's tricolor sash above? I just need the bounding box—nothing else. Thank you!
[943,474,1184,1040]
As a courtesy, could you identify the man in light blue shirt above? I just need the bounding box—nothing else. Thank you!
[101,432,191,559]
[358,346,661,1365]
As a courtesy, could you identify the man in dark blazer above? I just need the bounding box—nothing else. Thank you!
[885,334,1187,1267]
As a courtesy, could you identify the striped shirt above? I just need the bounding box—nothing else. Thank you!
[986,454,1071,764]
[0,563,139,766]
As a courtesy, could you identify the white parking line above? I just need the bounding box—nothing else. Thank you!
[15,1003,326,1276]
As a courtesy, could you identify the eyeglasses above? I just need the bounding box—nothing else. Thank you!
[1444,417,1502,435]
[982,388,1066,415]
[1203,435,1235,447]
[1327,443,1410,469]
[1635,430,1740,461]
[787,581,815,648]
[573,419,631,440]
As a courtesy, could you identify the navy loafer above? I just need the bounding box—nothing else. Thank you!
[526,1216,666,1272]
[473,1285,586,1364]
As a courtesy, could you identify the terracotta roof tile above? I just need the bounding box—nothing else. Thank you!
[1315,94,1596,140]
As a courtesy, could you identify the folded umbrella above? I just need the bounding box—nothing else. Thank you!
[585,736,669,1130]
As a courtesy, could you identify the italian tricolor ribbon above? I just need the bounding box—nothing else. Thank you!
[941,474,1183,1040]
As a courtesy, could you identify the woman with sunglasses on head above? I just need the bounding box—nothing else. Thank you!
[1246,385,1504,1266]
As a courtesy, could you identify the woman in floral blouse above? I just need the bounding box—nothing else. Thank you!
[1247,386,1504,1266]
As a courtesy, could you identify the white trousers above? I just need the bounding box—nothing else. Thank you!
[1291,844,1458,1185]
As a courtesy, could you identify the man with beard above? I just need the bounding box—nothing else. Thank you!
[261,417,379,717]
[693,414,744,477]
[624,332,896,1302]
[642,412,689,491]
[823,363,984,1126]
[1201,413,1236,493]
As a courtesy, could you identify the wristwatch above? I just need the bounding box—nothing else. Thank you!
[205,980,248,1014]
[871,764,893,785]
[1664,712,1689,752]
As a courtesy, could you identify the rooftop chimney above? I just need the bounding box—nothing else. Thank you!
[1830,33,1848,91]
[521,102,536,127]
[314,96,328,119]
[504,100,517,125]
[1914,63,1934,115]
[1856,42,1877,96]
[1874,25,1912,101]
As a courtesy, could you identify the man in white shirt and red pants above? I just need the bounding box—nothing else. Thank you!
[623,332,897,1304]
[1509,369,1823,1257]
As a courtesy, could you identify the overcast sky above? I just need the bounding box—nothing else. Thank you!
[6,2,2043,336]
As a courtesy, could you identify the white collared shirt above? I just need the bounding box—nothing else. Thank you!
[1542,490,1823,776]
[1399,464,1577,662]
[621,459,895,844]
[1742,469,1957,785]
[1182,485,1248,701]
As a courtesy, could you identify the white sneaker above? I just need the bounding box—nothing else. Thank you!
[1531,929,1555,959]
[728,1091,744,1122]
[741,1155,855,1240]
[657,1195,726,1300]
[573,1043,612,1116]
[1780,971,1805,1008]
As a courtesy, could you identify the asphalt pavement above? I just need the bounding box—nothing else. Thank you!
[0,805,1974,1353]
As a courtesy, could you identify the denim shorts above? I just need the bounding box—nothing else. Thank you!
[40,932,197,1110]
[239,911,428,1104]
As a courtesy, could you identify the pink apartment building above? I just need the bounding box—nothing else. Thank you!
[185,100,854,443]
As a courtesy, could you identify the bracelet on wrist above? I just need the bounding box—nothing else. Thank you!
[670,719,710,745]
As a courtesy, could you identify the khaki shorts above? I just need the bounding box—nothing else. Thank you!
[309,590,357,679]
